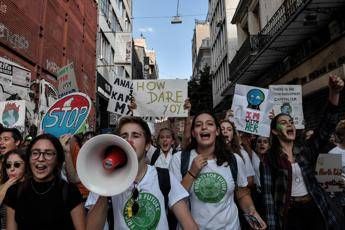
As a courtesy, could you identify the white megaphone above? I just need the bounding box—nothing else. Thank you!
[76,134,138,196]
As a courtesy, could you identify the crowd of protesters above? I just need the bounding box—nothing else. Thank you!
[0,74,344,229]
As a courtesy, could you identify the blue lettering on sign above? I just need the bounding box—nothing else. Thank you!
[42,106,88,137]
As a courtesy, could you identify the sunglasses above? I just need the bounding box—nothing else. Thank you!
[6,161,24,169]
[126,185,139,218]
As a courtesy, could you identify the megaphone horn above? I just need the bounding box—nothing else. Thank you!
[76,134,138,196]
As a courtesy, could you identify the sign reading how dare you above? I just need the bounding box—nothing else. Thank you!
[41,93,91,137]
[133,79,188,118]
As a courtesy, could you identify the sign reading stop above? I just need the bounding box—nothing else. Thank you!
[41,92,91,137]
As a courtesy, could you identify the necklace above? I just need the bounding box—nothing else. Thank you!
[31,179,56,195]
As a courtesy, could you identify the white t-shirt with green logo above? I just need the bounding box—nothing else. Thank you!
[86,165,188,230]
[170,149,248,230]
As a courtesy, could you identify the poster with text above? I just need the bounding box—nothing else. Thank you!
[0,100,26,132]
[57,63,79,98]
[0,57,31,101]
[41,93,91,137]
[133,79,188,118]
[107,76,133,116]
[269,85,304,129]
[231,84,273,137]
[315,154,343,192]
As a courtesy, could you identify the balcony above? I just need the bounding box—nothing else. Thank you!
[222,0,345,96]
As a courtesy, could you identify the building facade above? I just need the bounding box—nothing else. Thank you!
[0,0,97,132]
[96,0,132,132]
[208,0,239,108]
[216,0,345,129]
[133,36,159,80]
[191,20,211,82]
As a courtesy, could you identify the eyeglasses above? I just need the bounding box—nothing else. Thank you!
[30,150,56,160]
[5,161,24,169]
[126,185,139,218]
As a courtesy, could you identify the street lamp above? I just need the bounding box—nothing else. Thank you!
[171,0,182,24]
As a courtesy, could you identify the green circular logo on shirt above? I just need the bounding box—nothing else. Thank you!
[194,172,227,203]
[123,192,161,229]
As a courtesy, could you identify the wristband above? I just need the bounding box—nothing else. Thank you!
[188,170,196,179]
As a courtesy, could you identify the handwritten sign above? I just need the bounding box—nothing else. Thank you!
[133,79,188,118]
[57,63,78,98]
[269,85,304,129]
[107,76,133,116]
[231,84,273,137]
[0,100,26,132]
[315,154,343,192]
[41,93,91,137]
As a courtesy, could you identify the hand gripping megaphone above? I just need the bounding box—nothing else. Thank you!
[76,134,138,196]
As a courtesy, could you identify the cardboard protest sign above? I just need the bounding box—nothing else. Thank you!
[231,84,273,137]
[0,100,26,132]
[57,63,79,98]
[269,85,304,129]
[41,93,91,137]
[107,76,133,116]
[315,154,343,192]
[133,79,188,118]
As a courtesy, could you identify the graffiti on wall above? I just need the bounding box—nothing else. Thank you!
[0,23,29,50]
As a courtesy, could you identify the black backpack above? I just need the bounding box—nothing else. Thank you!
[180,149,238,187]
[150,148,178,166]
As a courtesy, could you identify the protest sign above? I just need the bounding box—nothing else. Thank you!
[315,154,343,192]
[133,79,188,118]
[57,63,79,98]
[0,57,31,101]
[0,100,26,132]
[231,84,273,137]
[269,85,304,129]
[107,76,133,116]
[41,93,91,137]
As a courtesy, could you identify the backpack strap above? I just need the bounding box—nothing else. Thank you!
[107,197,114,230]
[180,150,191,177]
[228,153,238,189]
[150,148,161,166]
[156,167,178,230]
[156,167,171,211]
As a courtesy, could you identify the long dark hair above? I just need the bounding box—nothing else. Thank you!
[1,149,28,184]
[220,120,242,155]
[269,113,293,168]
[187,111,234,166]
[26,134,65,179]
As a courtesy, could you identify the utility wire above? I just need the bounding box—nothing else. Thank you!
[131,14,206,19]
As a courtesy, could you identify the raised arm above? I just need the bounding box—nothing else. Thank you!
[328,74,344,106]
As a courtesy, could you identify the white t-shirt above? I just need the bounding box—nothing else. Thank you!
[251,151,261,187]
[169,149,248,230]
[85,165,189,230]
[329,146,345,170]
[146,145,174,169]
[291,163,308,196]
[240,148,255,178]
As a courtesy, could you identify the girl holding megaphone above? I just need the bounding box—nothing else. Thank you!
[86,116,198,230]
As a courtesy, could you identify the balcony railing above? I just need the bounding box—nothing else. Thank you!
[229,0,309,79]
[228,35,260,77]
